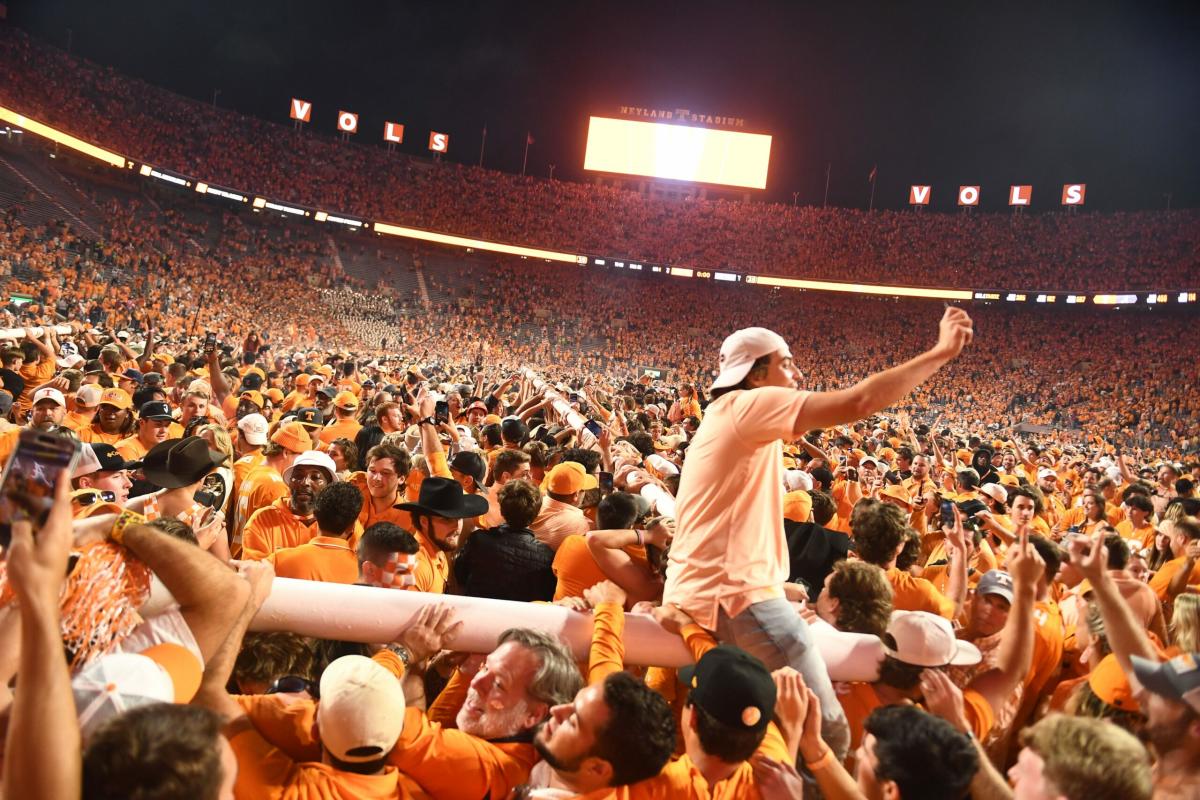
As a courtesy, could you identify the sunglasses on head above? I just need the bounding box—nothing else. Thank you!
[266,675,319,699]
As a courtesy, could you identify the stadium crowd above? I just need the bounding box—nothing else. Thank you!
[2,25,1199,292]
[0,22,1198,800]
[0,188,1197,800]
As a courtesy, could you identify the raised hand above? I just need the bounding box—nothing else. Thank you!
[935,306,974,359]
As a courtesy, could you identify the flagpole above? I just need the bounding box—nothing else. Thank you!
[479,125,487,167]
[868,165,877,212]
[823,162,831,208]
[522,132,531,176]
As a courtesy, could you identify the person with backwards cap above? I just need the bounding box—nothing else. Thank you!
[71,443,138,510]
[318,390,363,447]
[187,559,418,798]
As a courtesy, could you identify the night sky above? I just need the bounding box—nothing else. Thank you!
[9,0,1200,210]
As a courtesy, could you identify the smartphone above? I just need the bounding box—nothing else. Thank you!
[434,400,449,424]
[583,419,603,438]
[940,500,956,529]
[0,430,81,556]
[203,331,217,352]
[598,471,614,494]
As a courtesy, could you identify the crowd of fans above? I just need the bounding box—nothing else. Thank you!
[2,24,1198,292]
[0,21,1198,800]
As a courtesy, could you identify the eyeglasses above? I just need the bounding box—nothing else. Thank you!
[266,675,319,699]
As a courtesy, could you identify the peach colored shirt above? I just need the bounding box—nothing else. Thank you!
[530,496,590,551]
[664,386,809,629]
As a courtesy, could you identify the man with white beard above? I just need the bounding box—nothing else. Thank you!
[386,626,584,800]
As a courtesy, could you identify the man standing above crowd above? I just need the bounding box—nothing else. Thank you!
[664,306,973,759]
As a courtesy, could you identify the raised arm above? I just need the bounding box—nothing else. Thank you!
[1070,530,1157,676]
[191,562,273,722]
[3,473,82,800]
[968,529,1042,713]
[796,308,973,434]
[119,518,251,662]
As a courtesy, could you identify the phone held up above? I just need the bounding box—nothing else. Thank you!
[0,430,81,557]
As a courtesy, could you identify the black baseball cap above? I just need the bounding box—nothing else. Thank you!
[138,401,174,421]
[448,451,486,486]
[679,645,776,732]
[90,443,142,472]
[294,407,325,428]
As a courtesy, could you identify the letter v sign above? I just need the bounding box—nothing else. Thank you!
[290,98,312,122]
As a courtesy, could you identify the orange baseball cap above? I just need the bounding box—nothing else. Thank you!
[271,421,313,454]
[999,474,1020,488]
[265,388,285,404]
[240,390,264,408]
[1088,653,1140,712]
[542,462,598,495]
[881,484,913,507]
[295,374,312,387]
[317,365,335,378]
[99,388,132,410]
[334,391,359,409]
[783,490,813,523]
[483,414,502,426]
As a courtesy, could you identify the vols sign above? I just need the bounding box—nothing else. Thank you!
[1062,184,1086,206]
[1009,185,1032,206]
[384,122,404,143]
[957,186,981,206]
[337,111,358,134]
[909,185,931,205]
[428,131,449,153]
[289,98,312,123]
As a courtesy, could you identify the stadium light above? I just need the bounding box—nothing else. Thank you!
[0,106,126,168]
[754,276,973,301]
[372,221,579,263]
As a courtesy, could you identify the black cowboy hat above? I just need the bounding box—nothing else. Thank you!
[142,437,226,489]
[398,476,488,519]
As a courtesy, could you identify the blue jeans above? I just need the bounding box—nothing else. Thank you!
[716,597,851,761]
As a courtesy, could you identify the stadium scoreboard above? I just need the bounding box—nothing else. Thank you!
[583,116,772,190]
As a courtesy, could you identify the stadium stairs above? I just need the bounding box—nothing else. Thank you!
[0,143,105,237]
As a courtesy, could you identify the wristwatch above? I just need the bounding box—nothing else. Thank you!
[387,643,413,667]
[418,416,437,427]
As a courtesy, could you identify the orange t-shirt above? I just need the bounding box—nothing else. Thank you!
[887,567,956,618]
[387,707,539,800]
[835,681,994,761]
[235,464,289,541]
[115,435,151,462]
[1149,556,1200,601]
[229,722,413,800]
[317,417,362,448]
[241,497,315,561]
[412,532,450,594]
[267,536,359,584]
[77,424,125,446]
[552,534,649,601]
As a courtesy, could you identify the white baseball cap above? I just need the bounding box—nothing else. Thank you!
[784,469,813,492]
[1037,467,1058,480]
[316,655,406,763]
[709,327,790,391]
[237,413,270,446]
[282,449,338,484]
[72,644,202,738]
[884,611,981,667]
[979,482,1008,505]
[32,387,66,408]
